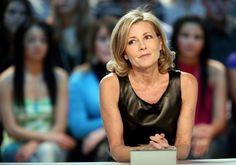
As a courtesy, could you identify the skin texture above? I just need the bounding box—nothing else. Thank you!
[177,22,227,158]
[0,25,76,162]
[100,21,198,162]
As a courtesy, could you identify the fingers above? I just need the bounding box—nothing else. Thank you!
[149,133,169,149]
[192,138,209,158]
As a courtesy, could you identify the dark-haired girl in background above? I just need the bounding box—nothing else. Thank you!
[171,16,228,158]
[0,21,75,162]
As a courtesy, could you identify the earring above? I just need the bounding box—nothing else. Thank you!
[124,54,128,60]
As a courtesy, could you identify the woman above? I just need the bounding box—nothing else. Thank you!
[0,0,33,73]
[171,16,227,158]
[68,16,117,161]
[52,0,92,73]
[0,21,76,162]
[100,9,198,162]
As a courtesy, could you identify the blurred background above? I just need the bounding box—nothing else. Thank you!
[0,0,236,162]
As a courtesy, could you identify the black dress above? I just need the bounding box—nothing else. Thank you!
[117,70,182,146]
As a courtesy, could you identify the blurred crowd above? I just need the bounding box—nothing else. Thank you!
[0,0,236,162]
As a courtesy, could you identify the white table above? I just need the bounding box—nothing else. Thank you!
[1,159,236,165]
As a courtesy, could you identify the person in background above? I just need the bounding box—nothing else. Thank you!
[226,52,236,157]
[171,16,228,158]
[0,21,76,162]
[202,0,236,64]
[52,0,93,73]
[100,8,198,162]
[0,0,33,73]
[68,16,117,162]
[0,0,33,160]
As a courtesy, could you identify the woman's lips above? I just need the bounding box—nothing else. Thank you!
[139,53,151,58]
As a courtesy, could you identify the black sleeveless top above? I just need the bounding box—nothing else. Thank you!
[117,70,182,146]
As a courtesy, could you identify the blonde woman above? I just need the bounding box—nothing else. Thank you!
[100,8,198,162]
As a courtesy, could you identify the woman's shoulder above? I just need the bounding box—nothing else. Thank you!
[72,63,91,74]
[100,73,119,89]
[207,59,226,75]
[179,71,198,88]
[0,66,14,85]
[54,67,68,81]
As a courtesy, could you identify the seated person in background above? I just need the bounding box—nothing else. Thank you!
[0,21,76,162]
[226,52,236,157]
[68,16,117,161]
[171,16,228,158]
[100,8,198,162]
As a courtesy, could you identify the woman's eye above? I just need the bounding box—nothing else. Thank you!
[128,40,136,45]
[145,35,153,39]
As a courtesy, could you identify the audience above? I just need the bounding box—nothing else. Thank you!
[68,16,117,162]
[171,16,228,158]
[202,0,236,64]
[0,0,236,162]
[0,21,76,162]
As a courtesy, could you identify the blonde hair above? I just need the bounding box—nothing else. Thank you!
[107,8,175,76]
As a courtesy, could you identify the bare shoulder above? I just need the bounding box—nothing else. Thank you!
[100,73,119,91]
[180,71,198,89]
[0,66,14,87]
[54,67,68,81]
[72,63,90,74]
[208,59,225,74]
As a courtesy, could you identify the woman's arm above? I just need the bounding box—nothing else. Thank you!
[175,72,198,160]
[51,68,68,132]
[208,60,227,139]
[68,72,103,139]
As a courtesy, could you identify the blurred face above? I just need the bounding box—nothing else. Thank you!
[54,0,79,14]
[177,22,204,59]
[95,26,112,64]
[204,0,231,22]
[4,1,27,33]
[124,21,162,70]
[24,26,48,62]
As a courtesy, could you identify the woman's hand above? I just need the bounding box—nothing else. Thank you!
[82,128,106,155]
[149,133,170,149]
[47,132,76,150]
[191,124,213,158]
[16,141,39,162]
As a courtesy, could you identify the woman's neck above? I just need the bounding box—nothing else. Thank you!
[178,54,200,66]
[130,64,161,86]
[25,59,43,76]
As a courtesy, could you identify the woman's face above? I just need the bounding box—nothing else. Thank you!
[177,22,204,59]
[124,21,162,70]
[54,0,79,14]
[4,1,27,33]
[24,26,48,62]
[95,26,112,64]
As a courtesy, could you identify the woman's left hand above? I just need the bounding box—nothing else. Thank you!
[149,133,170,149]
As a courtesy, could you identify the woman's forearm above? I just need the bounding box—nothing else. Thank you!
[176,144,190,160]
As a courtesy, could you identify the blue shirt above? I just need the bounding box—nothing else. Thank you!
[68,70,103,139]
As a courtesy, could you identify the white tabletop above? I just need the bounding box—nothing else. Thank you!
[1,159,236,165]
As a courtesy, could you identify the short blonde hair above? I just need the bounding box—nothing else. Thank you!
[107,8,175,76]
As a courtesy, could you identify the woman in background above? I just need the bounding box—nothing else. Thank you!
[52,0,92,73]
[0,21,75,162]
[171,16,227,158]
[68,16,117,162]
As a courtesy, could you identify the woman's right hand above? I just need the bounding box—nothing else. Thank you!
[47,132,76,150]
[149,133,170,149]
